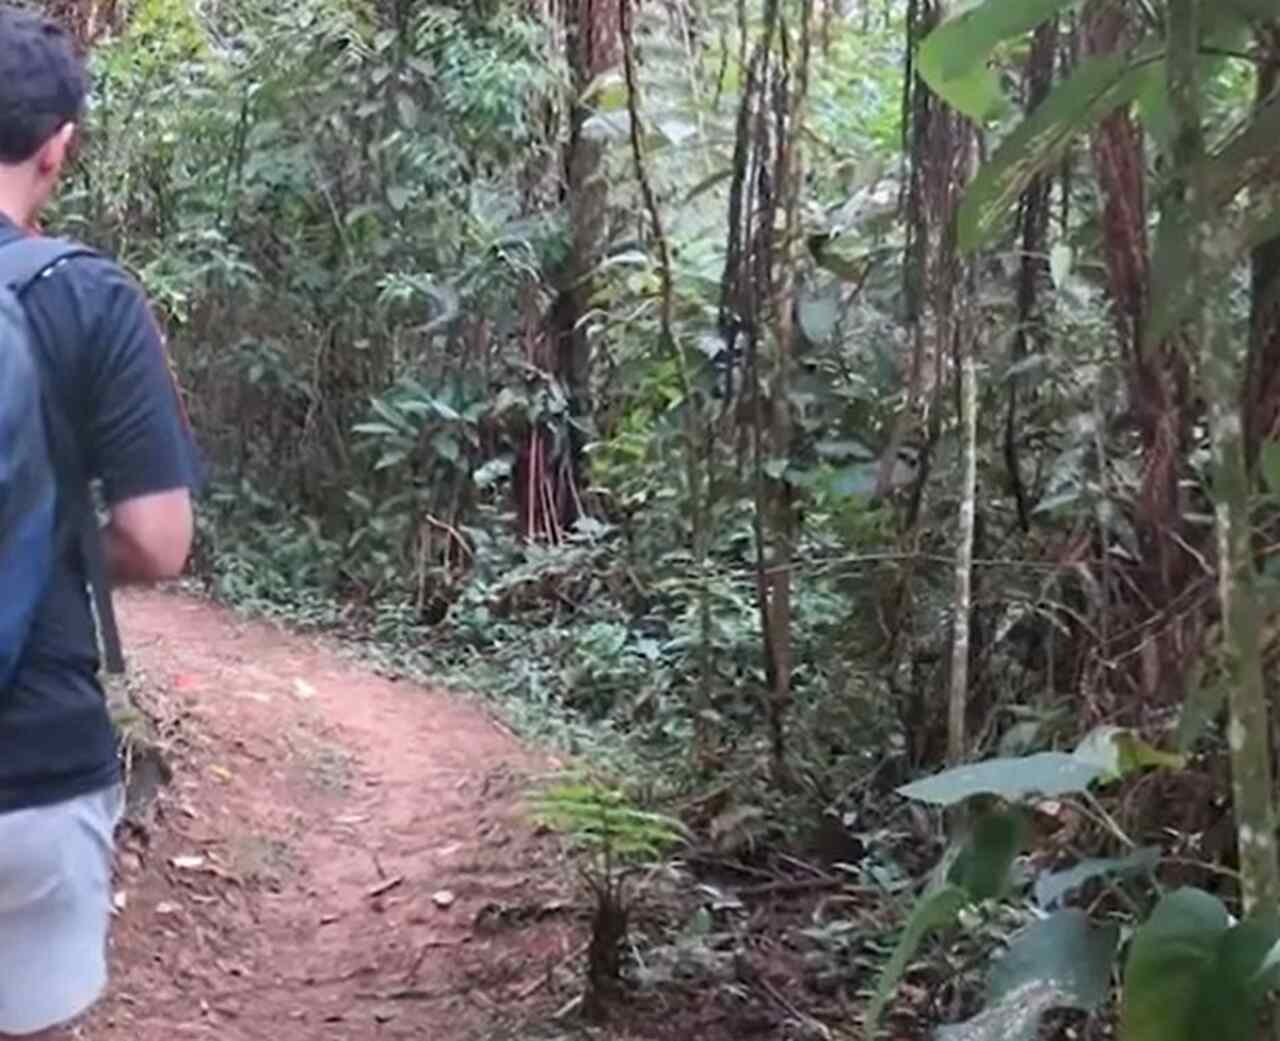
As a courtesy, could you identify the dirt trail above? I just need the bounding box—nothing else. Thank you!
[87,589,578,1041]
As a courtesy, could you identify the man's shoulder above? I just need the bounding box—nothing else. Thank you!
[20,238,155,346]
[40,238,143,298]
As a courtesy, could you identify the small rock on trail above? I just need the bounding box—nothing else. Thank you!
[89,588,577,1041]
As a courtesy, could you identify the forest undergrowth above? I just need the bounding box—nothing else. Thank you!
[44,0,1280,1036]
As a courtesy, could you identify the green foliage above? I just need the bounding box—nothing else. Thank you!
[916,0,1078,122]
[865,882,970,1029]
[530,773,690,863]
[956,50,1151,251]
[895,752,1105,805]
[871,729,1280,1041]
[1121,889,1280,1041]
[1034,846,1161,909]
[939,910,1119,1041]
[60,0,1280,1033]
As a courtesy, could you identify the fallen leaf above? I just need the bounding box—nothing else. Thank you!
[209,765,232,783]
[432,889,456,909]
[171,855,206,871]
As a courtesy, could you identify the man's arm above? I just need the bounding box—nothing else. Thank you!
[104,487,193,584]
[79,260,203,583]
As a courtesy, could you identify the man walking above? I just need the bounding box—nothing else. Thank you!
[0,6,201,1036]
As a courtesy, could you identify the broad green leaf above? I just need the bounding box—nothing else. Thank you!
[916,0,1079,120]
[937,911,1119,1041]
[1213,913,1280,1008]
[797,293,840,342]
[762,458,788,480]
[815,438,875,461]
[958,50,1153,252]
[1073,726,1185,781]
[431,433,460,464]
[829,463,879,498]
[866,883,969,1028]
[1035,846,1162,908]
[386,185,413,212]
[897,753,1105,807]
[947,807,1031,901]
[920,60,1007,123]
[1121,897,1280,1041]
[395,92,418,130]
[1120,888,1231,1041]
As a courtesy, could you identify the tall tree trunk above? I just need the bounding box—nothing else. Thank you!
[1085,0,1194,709]
[558,0,620,520]
[1244,25,1280,475]
[518,0,620,540]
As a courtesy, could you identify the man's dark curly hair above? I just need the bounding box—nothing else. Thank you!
[0,5,86,164]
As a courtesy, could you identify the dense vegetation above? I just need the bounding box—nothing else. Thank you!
[38,0,1280,1036]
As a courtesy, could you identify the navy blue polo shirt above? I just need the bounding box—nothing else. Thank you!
[0,216,201,813]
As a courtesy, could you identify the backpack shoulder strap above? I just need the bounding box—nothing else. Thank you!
[0,234,124,676]
[0,235,97,293]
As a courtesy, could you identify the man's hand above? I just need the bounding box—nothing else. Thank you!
[104,487,193,584]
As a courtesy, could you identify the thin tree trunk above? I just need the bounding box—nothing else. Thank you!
[1167,0,1280,916]
[949,297,978,764]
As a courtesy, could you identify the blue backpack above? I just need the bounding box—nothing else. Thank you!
[0,236,124,689]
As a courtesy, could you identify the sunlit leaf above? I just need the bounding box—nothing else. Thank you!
[1073,725,1185,781]
[386,185,413,212]
[897,753,1105,807]
[797,293,840,342]
[1049,243,1073,287]
[815,438,875,461]
[829,463,879,497]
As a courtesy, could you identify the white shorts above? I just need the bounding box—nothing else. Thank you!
[0,784,124,1035]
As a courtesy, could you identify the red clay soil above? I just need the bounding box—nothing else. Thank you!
[85,588,580,1041]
